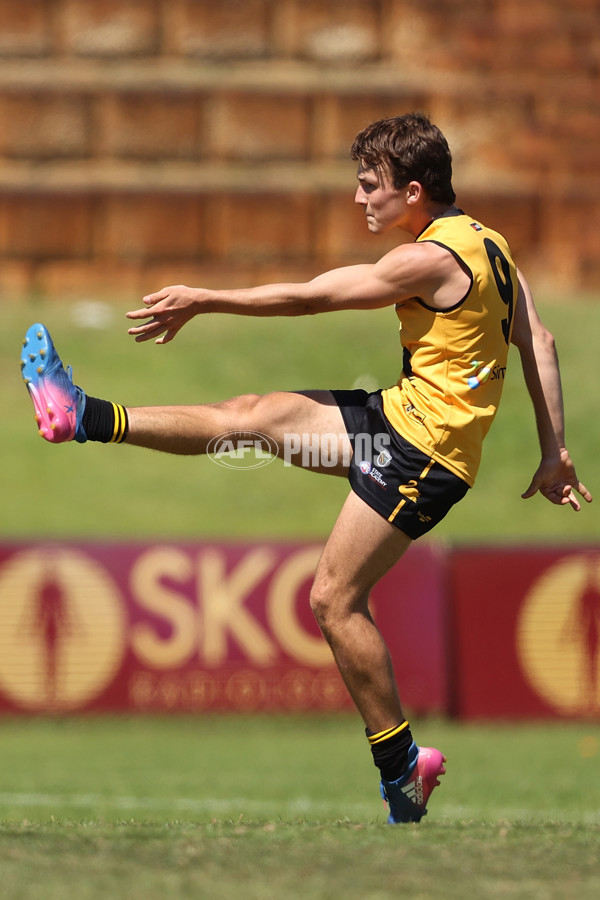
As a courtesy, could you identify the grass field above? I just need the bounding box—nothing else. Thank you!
[0,715,598,899]
[2,294,599,543]
[2,295,599,897]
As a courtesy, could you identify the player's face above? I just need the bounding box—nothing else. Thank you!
[354,164,411,234]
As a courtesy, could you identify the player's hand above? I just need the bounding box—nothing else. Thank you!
[126,285,200,344]
[521,450,592,511]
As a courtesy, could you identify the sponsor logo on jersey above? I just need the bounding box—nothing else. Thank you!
[468,360,506,389]
[467,360,492,389]
[404,403,426,425]
[470,221,483,232]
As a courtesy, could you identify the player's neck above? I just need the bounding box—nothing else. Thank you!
[404,203,457,238]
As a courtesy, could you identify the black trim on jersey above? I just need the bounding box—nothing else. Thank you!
[415,207,465,241]
[410,240,474,314]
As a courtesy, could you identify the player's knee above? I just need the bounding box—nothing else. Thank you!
[309,578,344,639]
[309,578,329,623]
[310,571,369,644]
[215,393,264,429]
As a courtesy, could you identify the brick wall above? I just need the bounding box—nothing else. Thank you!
[0,0,599,300]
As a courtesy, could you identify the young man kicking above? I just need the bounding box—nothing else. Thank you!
[20,113,591,823]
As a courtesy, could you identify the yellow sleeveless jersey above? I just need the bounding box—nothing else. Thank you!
[381,210,518,487]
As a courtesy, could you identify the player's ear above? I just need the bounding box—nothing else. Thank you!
[406,181,423,205]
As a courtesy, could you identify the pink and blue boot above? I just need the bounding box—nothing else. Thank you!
[21,323,87,443]
[380,743,446,823]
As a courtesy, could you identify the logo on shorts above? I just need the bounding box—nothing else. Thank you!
[368,468,388,488]
[376,449,392,468]
[358,460,387,489]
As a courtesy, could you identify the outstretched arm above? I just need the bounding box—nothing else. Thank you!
[511,270,592,511]
[125,265,393,344]
[125,242,465,344]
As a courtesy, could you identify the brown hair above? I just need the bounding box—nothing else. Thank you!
[351,113,456,205]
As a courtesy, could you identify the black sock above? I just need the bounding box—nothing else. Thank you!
[366,721,414,783]
[82,396,129,443]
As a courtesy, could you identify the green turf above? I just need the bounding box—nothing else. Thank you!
[4,298,598,898]
[3,295,598,542]
[0,715,598,899]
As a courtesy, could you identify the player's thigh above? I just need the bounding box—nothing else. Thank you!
[212,389,351,474]
[311,490,412,619]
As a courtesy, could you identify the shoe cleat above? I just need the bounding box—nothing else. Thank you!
[20,323,88,443]
[380,743,446,824]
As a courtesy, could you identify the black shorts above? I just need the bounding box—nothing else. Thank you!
[331,389,469,539]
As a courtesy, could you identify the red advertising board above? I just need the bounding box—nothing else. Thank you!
[0,540,447,715]
[449,547,600,719]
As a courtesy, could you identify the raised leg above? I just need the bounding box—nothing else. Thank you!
[126,389,352,474]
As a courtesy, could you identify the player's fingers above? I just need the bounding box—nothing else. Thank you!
[155,325,181,344]
[125,311,145,322]
[136,329,166,343]
[564,487,581,512]
[577,481,593,504]
[127,320,156,335]
[142,289,170,306]
[129,320,169,342]
[521,478,538,500]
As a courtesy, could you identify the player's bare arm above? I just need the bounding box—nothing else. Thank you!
[126,241,468,345]
[511,269,592,510]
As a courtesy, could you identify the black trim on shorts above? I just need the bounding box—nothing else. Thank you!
[331,389,469,539]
